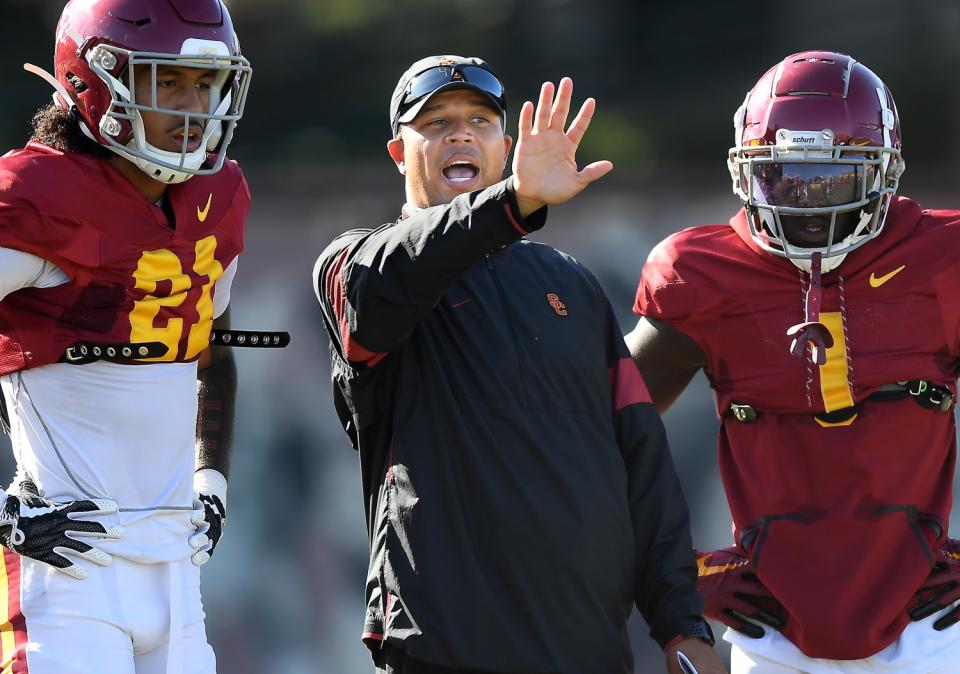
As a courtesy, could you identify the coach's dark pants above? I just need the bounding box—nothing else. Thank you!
[374,644,522,674]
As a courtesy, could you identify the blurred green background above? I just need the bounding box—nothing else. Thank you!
[2,0,960,671]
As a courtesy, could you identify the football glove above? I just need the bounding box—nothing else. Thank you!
[0,479,122,580]
[697,546,786,638]
[909,538,960,630]
[190,468,227,566]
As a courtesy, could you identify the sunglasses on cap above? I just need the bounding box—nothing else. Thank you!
[401,65,505,112]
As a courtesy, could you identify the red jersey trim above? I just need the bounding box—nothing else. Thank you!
[662,634,684,652]
[503,203,529,237]
[0,549,28,673]
[326,246,388,366]
[609,357,653,412]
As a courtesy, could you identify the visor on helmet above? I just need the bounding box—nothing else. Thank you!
[728,138,902,270]
[750,162,878,210]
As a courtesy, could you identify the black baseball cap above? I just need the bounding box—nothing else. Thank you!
[389,55,507,137]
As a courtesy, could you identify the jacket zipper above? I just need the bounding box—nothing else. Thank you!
[485,253,528,397]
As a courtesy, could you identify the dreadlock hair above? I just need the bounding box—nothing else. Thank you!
[29,103,113,159]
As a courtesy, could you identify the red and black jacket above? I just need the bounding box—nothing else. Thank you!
[314,178,700,673]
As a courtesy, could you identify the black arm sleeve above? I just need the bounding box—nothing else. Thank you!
[313,177,546,364]
[195,309,238,477]
[195,351,237,477]
[601,292,703,648]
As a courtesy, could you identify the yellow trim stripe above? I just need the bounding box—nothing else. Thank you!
[815,414,858,428]
[0,551,13,672]
[817,312,854,414]
[696,556,748,577]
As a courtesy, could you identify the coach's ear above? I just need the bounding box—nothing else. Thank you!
[501,133,513,173]
[387,137,406,176]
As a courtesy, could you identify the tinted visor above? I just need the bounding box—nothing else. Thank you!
[750,163,876,208]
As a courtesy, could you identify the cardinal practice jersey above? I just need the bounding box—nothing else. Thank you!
[635,196,960,660]
[0,143,247,562]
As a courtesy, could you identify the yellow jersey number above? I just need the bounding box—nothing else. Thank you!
[129,236,223,362]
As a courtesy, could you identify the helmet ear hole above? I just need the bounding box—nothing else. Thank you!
[66,73,87,94]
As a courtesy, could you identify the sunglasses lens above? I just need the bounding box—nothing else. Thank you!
[460,66,504,98]
[407,66,456,100]
[404,65,504,109]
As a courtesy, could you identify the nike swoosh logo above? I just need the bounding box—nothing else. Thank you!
[197,193,213,222]
[869,265,906,288]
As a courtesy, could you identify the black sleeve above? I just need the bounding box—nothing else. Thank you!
[195,351,237,477]
[600,289,703,648]
[313,177,546,365]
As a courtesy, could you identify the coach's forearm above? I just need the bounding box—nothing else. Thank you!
[195,349,237,478]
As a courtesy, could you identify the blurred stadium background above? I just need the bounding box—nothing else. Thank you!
[2,0,960,671]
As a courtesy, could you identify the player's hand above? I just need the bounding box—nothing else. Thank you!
[665,638,728,674]
[511,77,613,217]
[190,468,227,566]
[0,479,122,580]
[909,538,960,629]
[697,546,786,638]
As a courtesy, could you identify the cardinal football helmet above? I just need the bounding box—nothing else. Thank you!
[728,51,904,273]
[28,0,251,184]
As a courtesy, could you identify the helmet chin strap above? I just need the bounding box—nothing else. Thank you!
[788,251,848,275]
[122,108,206,184]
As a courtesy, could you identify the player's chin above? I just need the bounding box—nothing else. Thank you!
[156,129,204,154]
[782,212,860,249]
[781,218,832,248]
[785,233,831,248]
[164,139,204,153]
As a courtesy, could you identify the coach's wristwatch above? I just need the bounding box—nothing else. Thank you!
[678,615,715,646]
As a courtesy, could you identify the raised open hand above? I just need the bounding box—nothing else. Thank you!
[512,77,613,216]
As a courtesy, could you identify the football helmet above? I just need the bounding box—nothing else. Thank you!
[27,0,251,184]
[728,51,905,273]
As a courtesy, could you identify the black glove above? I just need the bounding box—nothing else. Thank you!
[0,479,123,580]
[909,538,960,630]
[697,546,786,638]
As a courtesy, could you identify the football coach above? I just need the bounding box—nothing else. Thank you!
[313,54,725,674]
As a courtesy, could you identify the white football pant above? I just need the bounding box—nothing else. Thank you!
[0,549,214,674]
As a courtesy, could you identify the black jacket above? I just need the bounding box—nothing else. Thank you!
[314,178,701,674]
